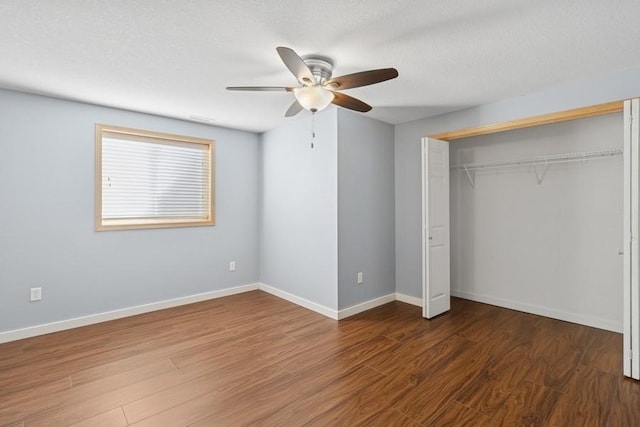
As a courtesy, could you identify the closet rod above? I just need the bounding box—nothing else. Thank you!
[450,148,622,171]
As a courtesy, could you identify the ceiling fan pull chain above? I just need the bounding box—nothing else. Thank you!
[311,111,316,149]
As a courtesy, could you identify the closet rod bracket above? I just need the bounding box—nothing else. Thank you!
[534,161,549,185]
[463,165,475,188]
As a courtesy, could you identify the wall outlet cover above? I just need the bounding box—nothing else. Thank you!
[30,287,42,302]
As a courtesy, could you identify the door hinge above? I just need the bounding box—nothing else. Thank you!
[630,350,633,360]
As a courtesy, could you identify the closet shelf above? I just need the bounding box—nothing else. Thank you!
[450,148,623,187]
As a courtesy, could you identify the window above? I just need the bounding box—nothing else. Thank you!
[95,124,214,231]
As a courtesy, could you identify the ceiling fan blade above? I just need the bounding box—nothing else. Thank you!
[331,92,372,113]
[285,100,304,117]
[276,47,315,86]
[325,68,398,90]
[226,86,293,91]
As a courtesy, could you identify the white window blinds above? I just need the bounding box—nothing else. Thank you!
[96,125,214,230]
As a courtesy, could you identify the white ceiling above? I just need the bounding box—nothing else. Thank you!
[1,1,640,133]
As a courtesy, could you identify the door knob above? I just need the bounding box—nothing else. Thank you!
[618,250,624,255]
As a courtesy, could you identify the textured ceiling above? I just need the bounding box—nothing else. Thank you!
[1,1,640,133]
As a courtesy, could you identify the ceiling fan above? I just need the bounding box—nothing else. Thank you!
[226,47,398,117]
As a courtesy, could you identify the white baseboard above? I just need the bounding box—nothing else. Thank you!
[338,293,396,319]
[19,282,607,345]
[0,283,260,344]
[451,289,622,333]
[1,282,409,344]
[395,293,423,307]
[258,283,401,320]
[258,283,339,319]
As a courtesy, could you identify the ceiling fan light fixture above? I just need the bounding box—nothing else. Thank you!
[293,86,334,112]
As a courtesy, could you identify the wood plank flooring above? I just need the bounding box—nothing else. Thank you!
[0,291,638,426]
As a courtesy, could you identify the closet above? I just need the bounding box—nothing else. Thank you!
[422,100,640,379]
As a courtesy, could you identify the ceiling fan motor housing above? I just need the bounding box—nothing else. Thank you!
[301,56,334,85]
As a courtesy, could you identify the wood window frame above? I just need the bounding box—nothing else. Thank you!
[95,124,215,231]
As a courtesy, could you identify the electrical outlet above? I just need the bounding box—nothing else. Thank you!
[357,272,364,284]
[30,287,42,302]
[229,261,236,272]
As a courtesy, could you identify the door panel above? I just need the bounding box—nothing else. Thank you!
[422,137,450,319]
[624,99,632,378]
[633,98,640,380]
[624,98,639,380]
[623,98,640,379]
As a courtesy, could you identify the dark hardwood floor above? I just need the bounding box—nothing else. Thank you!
[0,291,638,426]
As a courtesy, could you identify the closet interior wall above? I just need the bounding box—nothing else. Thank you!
[449,113,624,332]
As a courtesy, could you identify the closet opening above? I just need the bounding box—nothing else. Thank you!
[421,99,639,379]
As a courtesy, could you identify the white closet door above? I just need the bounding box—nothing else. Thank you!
[624,98,640,379]
[422,137,450,318]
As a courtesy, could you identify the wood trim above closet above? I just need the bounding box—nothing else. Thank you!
[429,100,624,141]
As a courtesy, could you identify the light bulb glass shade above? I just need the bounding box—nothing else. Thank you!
[293,86,335,112]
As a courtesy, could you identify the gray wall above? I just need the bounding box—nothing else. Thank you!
[395,67,640,299]
[450,114,623,331]
[259,109,339,310]
[0,89,260,333]
[337,110,395,309]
